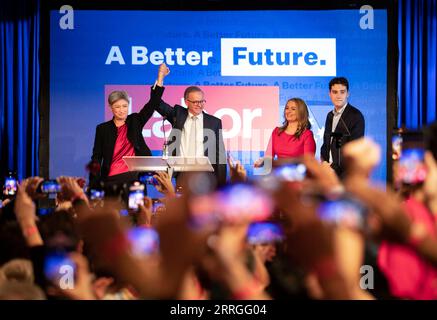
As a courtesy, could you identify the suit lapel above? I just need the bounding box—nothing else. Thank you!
[203,112,211,130]
[169,107,188,156]
[107,120,118,163]
[202,113,211,156]
[176,106,188,130]
[334,104,350,134]
[327,111,334,133]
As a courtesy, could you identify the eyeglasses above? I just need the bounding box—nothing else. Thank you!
[186,99,206,106]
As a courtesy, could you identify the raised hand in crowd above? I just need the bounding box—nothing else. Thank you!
[79,192,210,299]
[250,244,273,290]
[153,171,175,196]
[346,177,437,268]
[302,154,341,195]
[273,180,371,299]
[228,155,247,183]
[342,137,381,179]
[137,197,153,227]
[58,176,88,203]
[202,223,270,299]
[78,207,156,297]
[155,191,213,297]
[20,176,44,200]
[338,137,412,243]
[14,182,43,247]
[57,176,90,218]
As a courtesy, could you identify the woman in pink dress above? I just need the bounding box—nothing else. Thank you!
[254,98,316,168]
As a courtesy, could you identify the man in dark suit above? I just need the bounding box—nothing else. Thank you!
[89,66,165,188]
[153,63,227,186]
[320,77,365,177]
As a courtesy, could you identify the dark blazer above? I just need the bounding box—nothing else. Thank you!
[320,103,365,176]
[90,86,164,184]
[154,96,227,186]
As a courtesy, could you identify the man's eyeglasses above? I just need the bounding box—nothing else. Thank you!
[186,99,206,106]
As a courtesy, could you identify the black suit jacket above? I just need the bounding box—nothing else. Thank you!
[154,96,227,186]
[320,103,365,176]
[90,86,164,184]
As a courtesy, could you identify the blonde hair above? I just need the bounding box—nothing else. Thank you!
[0,259,34,284]
[278,98,311,139]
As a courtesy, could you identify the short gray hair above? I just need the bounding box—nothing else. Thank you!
[184,86,203,100]
[108,90,129,106]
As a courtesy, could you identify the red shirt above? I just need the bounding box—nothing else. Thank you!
[378,197,437,299]
[108,123,135,177]
[266,127,316,159]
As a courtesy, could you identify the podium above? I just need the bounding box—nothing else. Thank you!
[122,156,214,177]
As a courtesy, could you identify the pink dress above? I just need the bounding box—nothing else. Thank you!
[378,197,437,299]
[266,127,316,158]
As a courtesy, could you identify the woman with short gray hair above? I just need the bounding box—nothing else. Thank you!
[89,65,168,188]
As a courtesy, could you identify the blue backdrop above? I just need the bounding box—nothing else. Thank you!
[49,9,388,182]
[1,1,436,183]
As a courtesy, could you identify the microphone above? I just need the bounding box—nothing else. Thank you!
[330,132,343,139]
[330,131,343,149]
[162,116,168,159]
[330,115,351,149]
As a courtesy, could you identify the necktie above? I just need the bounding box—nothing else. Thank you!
[187,116,198,157]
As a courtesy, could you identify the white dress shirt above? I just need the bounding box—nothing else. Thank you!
[180,111,204,157]
[329,103,347,164]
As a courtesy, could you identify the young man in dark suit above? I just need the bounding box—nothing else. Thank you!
[320,77,365,177]
[153,63,227,187]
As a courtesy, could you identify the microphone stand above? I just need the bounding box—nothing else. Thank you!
[336,134,342,169]
[338,116,352,169]
[162,116,168,160]
[330,132,344,169]
[331,115,351,172]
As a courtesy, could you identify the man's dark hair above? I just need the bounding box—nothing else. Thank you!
[329,77,349,91]
[38,210,80,251]
[184,86,203,100]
